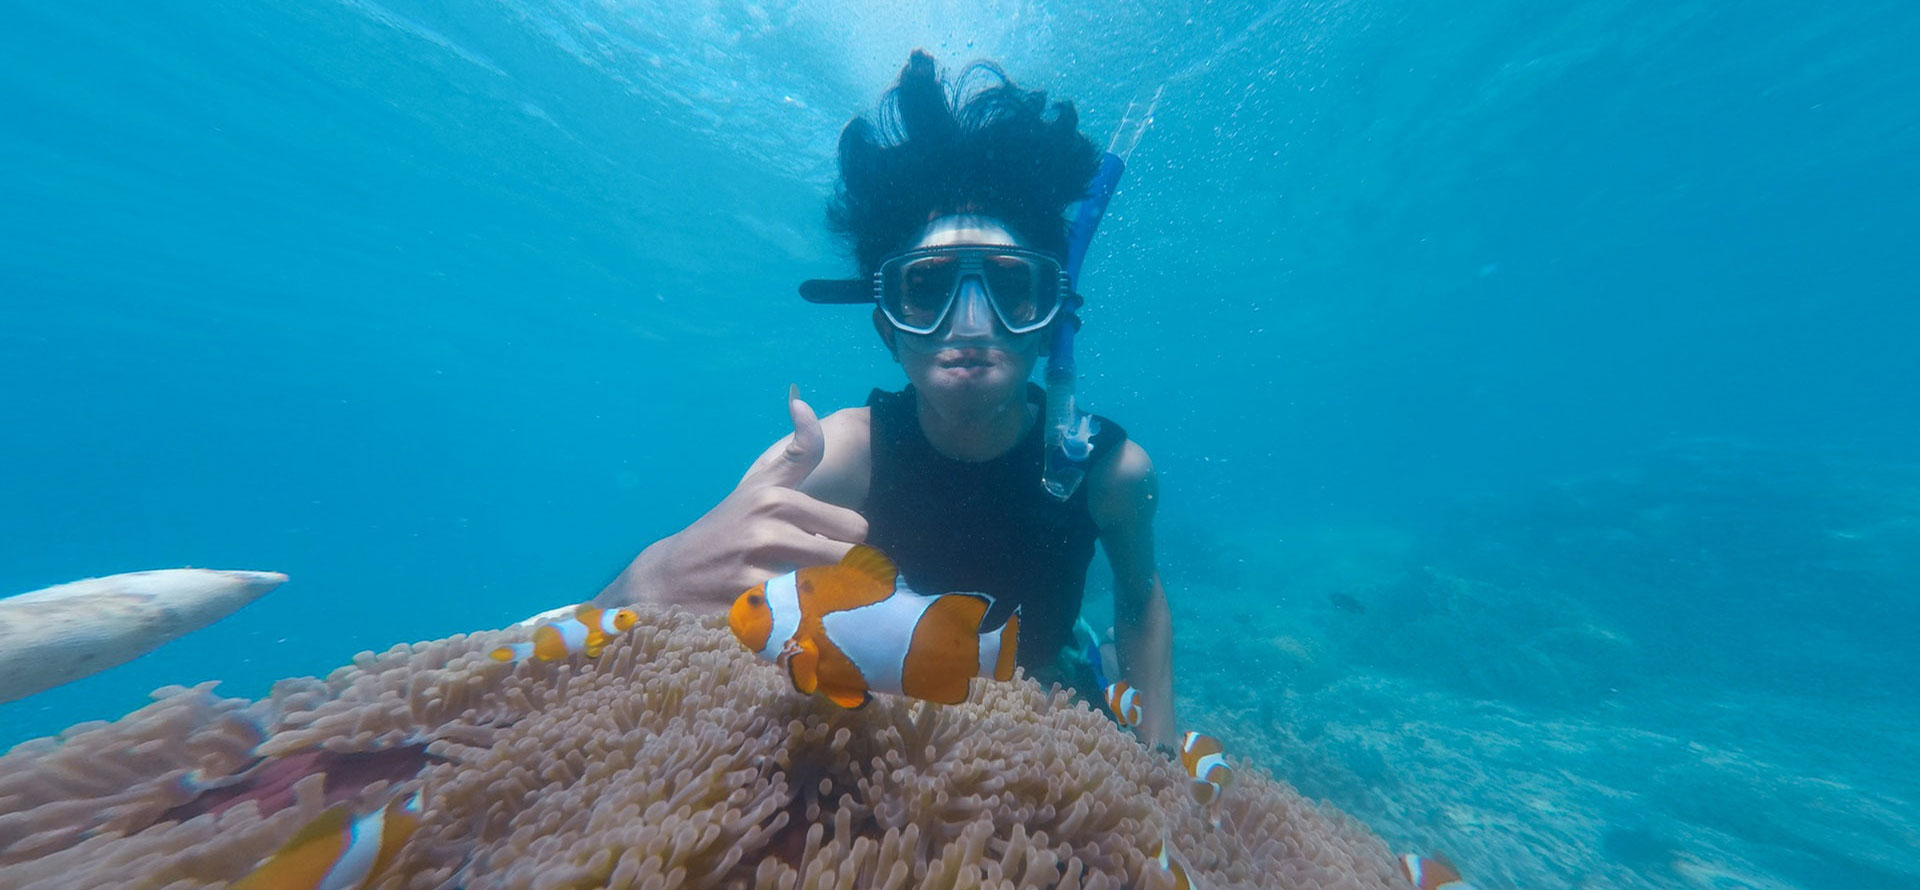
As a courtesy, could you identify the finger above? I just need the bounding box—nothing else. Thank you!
[753,529,858,573]
[768,491,869,544]
[743,384,826,490]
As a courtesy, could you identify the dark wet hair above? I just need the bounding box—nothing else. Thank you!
[828,50,1101,276]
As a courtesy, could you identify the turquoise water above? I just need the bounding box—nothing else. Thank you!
[3,0,1916,887]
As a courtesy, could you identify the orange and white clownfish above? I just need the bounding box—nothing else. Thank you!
[728,544,1019,708]
[1105,681,1144,726]
[1399,853,1478,890]
[1148,835,1197,890]
[490,605,639,663]
[1179,731,1235,805]
[228,790,422,890]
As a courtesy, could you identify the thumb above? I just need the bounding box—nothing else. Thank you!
[751,384,825,489]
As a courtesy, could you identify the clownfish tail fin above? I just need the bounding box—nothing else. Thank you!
[490,642,533,663]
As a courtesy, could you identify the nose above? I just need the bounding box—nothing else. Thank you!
[944,277,998,339]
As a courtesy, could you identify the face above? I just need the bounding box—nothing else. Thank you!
[877,216,1047,404]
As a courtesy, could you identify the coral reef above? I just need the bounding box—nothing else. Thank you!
[0,607,1400,890]
[1158,441,1920,890]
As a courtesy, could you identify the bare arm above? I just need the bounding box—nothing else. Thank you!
[595,391,871,610]
[1090,440,1178,750]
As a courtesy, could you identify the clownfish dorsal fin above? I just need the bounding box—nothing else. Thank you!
[837,545,898,590]
[279,802,354,852]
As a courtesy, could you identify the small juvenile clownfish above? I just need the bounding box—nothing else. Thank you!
[1105,681,1144,726]
[490,605,639,663]
[228,790,422,890]
[1179,731,1234,805]
[728,545,1019,709]
[1148,835,1196,890]
[1399,853,1478,890]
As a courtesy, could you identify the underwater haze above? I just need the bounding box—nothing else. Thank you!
[3,0,1917,888]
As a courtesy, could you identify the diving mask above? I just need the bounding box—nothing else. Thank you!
[874,246,1069,336]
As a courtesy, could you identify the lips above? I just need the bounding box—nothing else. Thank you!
[937,348,995,369]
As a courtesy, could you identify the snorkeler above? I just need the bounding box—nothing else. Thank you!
[596,50,1176,749]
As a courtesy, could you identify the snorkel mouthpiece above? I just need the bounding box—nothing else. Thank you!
[1042,151,1126,501]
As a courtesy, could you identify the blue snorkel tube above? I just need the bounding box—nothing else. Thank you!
[1042,151,1127,501]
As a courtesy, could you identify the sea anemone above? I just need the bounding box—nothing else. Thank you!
[0,606,1400,890]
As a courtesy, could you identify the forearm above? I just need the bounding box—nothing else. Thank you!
[1116,573,1177,750]
[592,535,745,610]
[594,538,672,607]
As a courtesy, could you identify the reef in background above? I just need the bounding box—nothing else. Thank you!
[0,606,1400,890]
[1163,440,1920,890]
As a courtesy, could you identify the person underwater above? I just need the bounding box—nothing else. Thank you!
[728,544,1019,708]
[594,49,1179,750]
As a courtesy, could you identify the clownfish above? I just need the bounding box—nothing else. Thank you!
[1105,681,1144,726]
[728,545,1019,709]
[228,790,422,890]
[1148,835,1197,890]
[1399,853,1478,890]
[490,605,638,663]
[1180,731,1234,805]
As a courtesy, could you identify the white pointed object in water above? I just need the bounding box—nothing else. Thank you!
[511,602,581,630]
[0,569,287,703]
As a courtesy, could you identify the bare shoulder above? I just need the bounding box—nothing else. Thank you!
[820,405,872,438]
[1088,439,1156,530]
[800,406,873,509]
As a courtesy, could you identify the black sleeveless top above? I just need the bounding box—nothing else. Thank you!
[864,384,1127,689]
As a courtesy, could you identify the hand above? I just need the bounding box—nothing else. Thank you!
[601,386,867,609]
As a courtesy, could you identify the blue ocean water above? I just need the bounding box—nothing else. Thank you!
[2,0,1915,887]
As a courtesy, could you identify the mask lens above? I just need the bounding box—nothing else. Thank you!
[886,255,960,331]
[982,254,1049,329]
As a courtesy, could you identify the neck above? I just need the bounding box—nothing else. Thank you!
[915,385,1034,461]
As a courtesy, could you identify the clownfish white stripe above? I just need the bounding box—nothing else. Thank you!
[552,618,589,652]
[1398,853,1476,890]
[595,610,624,634]
[976,608,1006,678]
[1192,752,1227,781]
[760,573,801,661]
[819,586,942,696]
[313,795,390,890]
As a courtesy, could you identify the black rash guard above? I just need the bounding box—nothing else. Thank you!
[863,384,1127,691]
